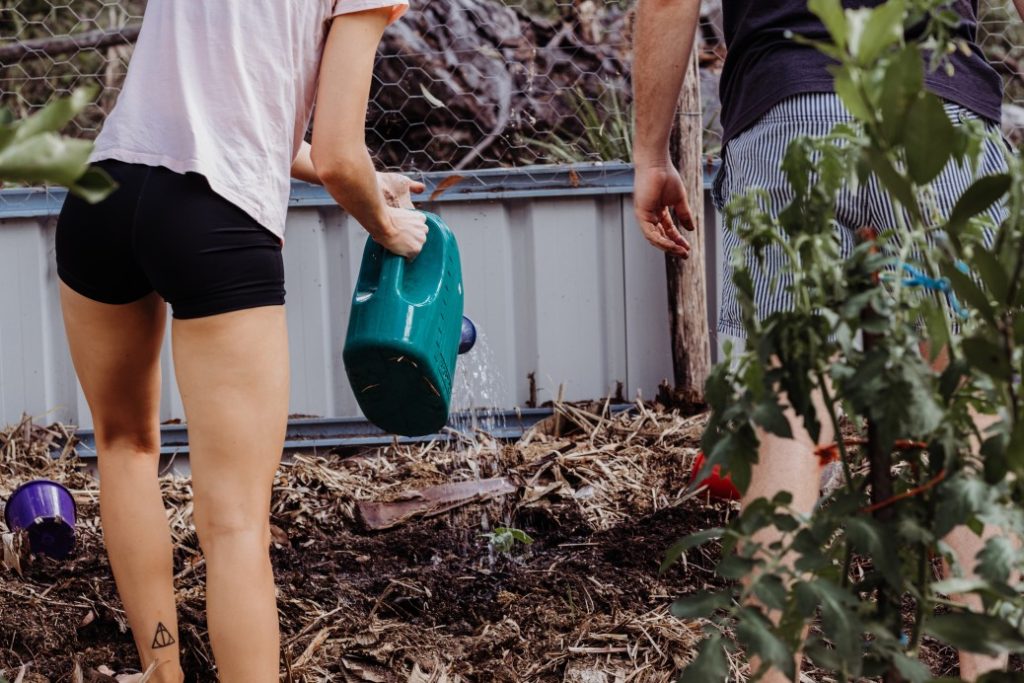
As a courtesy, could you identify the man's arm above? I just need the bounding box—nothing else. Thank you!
[1015,0,1024,22]
[633,0,701,170]
[631,0,701,258]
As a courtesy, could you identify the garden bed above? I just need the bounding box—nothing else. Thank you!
[0,405,964,682]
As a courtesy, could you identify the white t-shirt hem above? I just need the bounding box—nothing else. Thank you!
[331,0,409,23]
[90,147,285,240]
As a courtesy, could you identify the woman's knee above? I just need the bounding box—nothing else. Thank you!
[94,421,161,459]
[192,498,271,555]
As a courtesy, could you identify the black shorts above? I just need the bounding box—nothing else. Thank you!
[56,160,286,319]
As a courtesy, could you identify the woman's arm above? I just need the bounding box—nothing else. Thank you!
[310,7,427,258]
[292,140,425,209]
[291,141,320,184]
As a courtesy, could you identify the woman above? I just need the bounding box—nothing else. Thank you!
[55,2,423,681]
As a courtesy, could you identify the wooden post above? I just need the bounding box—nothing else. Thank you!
[664,45,711,413]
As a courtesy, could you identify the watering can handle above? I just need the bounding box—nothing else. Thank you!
[379,249,406,297]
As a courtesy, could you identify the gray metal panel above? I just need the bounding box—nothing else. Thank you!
[0,217,77,426]
[622,199,674,400]
[0,177,720,428]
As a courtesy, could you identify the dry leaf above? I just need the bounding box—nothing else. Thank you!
[429,175,465,201]
[340,658,388,682]
[3,532,22,577]
[419,85,445,109]
[270,524,289,547]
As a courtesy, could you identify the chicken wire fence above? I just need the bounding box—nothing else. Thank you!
[0,0,1019,193]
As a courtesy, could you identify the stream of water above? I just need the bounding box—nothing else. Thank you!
[447,327,508,439]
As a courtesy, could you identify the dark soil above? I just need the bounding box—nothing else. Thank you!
[1,492,722,682]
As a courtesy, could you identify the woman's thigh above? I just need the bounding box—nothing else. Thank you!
[59,285,166,445]
[171,306,289,534]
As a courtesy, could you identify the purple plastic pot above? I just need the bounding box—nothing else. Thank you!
[4,480,77,559]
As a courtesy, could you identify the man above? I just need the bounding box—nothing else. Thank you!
[632,0,1021,680]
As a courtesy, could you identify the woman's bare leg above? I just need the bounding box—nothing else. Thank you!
[59,285,183,683]
[171,306,288,683]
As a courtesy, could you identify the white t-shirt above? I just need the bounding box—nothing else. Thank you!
[91,0,408,239]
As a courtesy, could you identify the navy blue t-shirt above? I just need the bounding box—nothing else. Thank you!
[719,0,1003,144]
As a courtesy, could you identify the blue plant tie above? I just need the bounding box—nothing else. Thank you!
[901,263,970,320]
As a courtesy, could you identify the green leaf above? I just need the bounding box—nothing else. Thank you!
[982,433,1009,484]
[66,166,116,203]
[880,46,924,144]
[925,612,1024,655]
[947,174,1011,235]
[922,303,949,362]
[891,652,932,683]
[0,132,93,186]
[752,398,793,439]
[846,517,901,587]
[735,610,796,680]
[804,638,844,671]
[660,529,724,573]
[752,574,788,612]
[678,634,729,683]
[904,94,955,185]
[977,672,1024,683]
[808,0,848,50]
[971,248,1011,303]
[866,148,921,220]
[716,554,759,581]
[961,337,1012,379]
[834,71,872,122]
[796,580,863,671]
[977,536,1017,584]
[1006,420,1024,472]
[931,577,995,596]
[13,86,96,142]
[851,0,905,66]
[942,262,995,323]
[670,591,732,619]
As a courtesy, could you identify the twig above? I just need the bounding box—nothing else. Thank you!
[859,470,947,515]
[0,25,141,63]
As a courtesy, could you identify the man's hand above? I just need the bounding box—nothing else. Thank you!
[633,165,694,258]
[378,172,425,209]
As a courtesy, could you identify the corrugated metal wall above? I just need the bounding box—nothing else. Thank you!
[0,164,721,429]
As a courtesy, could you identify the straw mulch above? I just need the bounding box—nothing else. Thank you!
[0,403,962,682]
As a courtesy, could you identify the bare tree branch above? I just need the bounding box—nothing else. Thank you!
[0,25,141,65]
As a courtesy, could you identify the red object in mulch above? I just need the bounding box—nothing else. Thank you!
[689,452,741,500]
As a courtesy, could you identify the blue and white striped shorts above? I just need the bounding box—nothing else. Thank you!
[711,93,1010,338]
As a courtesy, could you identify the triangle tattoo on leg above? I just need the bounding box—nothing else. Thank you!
[152,622,176,649]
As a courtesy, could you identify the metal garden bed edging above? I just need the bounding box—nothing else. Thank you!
[0,162,720,220]
[72,404,636,459]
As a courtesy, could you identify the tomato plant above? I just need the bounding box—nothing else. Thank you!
[666,1,1024,681]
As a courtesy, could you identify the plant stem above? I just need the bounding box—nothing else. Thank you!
[817,371,856,489]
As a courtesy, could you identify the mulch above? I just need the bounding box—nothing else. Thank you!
[0,404,965,682]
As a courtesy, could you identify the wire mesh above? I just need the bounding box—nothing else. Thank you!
[0,0,640,177]
[0,0,1018,187]
[978,0,1024,143]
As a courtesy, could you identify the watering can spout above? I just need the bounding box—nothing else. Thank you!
[459,316,477,355]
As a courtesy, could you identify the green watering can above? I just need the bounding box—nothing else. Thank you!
[343,211,475,436]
